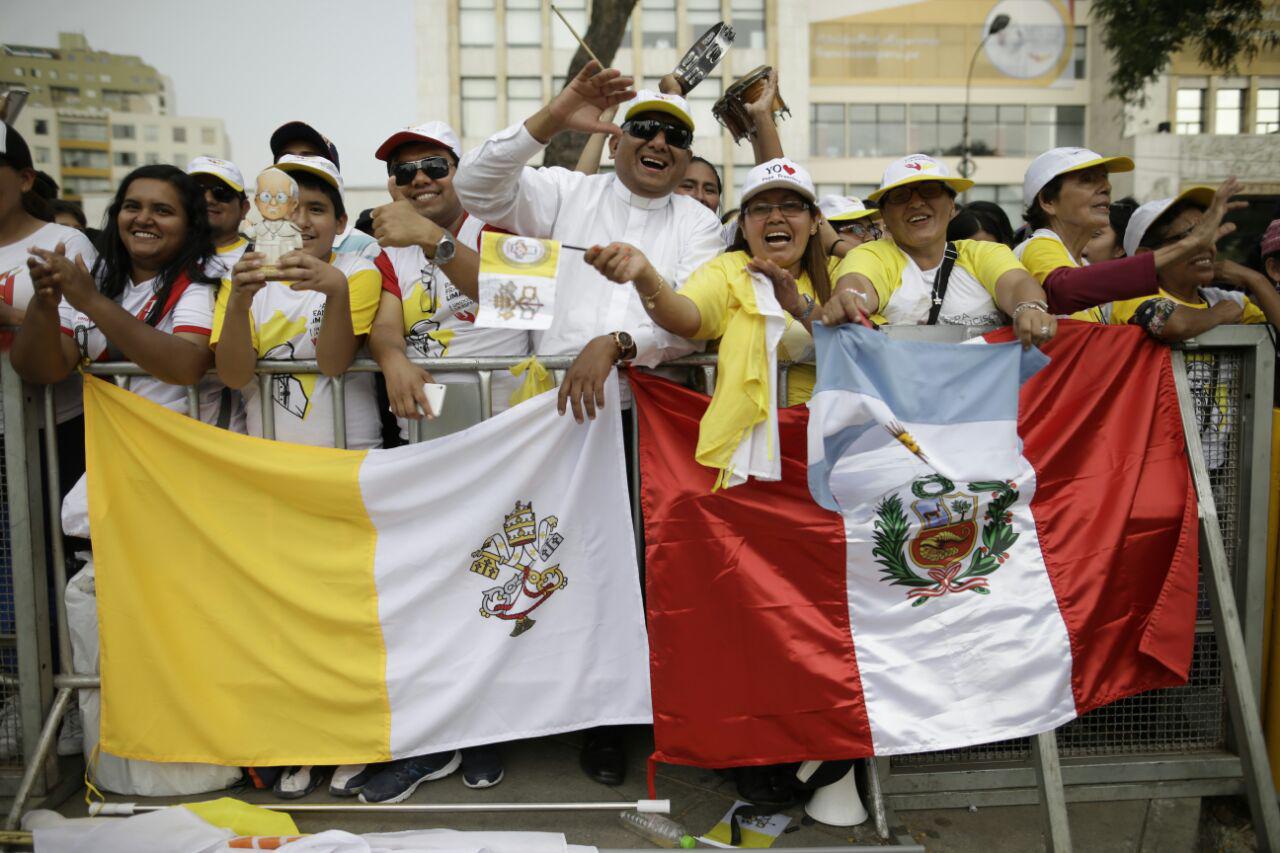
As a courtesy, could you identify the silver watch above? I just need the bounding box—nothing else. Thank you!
[432,231,457,264]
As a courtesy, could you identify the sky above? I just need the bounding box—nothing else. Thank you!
[4,0,417,186]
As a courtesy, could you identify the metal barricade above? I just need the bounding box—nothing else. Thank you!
[0,325,1272,821]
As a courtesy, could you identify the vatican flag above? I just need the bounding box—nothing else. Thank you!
[84,372,649,766]
[475,232,560,331]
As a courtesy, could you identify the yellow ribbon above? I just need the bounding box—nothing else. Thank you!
[508,355,554,407]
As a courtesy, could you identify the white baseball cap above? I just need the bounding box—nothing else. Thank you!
[740,158,816,205]
[619,89,695,132]
[1122,186,1216,258]
[867,154,973,203]
[275,154,344,195]
[1023,147,1134,209]
[818,195,879,222]
[186,156,245,193]
[375,121,463,162]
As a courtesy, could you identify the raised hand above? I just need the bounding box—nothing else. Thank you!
[531,61,636,142]
[28,243,96,310]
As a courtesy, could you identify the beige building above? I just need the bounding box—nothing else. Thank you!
[3,33,228,202]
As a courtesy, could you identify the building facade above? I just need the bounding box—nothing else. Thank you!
[3,33,229,202]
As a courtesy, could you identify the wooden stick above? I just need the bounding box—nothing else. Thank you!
[550,4,602,66]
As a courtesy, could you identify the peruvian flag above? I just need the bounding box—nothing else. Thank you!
[632,321,1198,768]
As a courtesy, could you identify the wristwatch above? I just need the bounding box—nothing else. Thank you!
[611,331,637,363]
[430,231,457,264]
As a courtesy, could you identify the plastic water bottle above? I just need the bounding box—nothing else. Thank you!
[618,810,697,848]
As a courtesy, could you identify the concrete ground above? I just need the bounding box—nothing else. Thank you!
[14,729,1215,850]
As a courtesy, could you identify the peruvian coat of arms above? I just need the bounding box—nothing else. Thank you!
[871,474,1021,606]
[469,501,568,636]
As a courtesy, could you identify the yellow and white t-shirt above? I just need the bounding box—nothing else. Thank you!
[1014,228,1085,285]
[381,214,531,432]
[208,236,250,279]
[833,238,1024,326]
[681,251,839,407]
[59,273,239,426]
[1072,285,1266,326]
[212,251,383,449]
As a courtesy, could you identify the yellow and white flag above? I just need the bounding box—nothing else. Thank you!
[475,233,560,330]
[84,373,648,766]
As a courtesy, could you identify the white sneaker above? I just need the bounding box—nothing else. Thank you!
[57,704,83,757]
[274,765,326,799]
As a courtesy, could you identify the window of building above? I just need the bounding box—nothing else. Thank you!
[60,121,108,142]
[505,0,542,46]
[201,127,216,144]
[460,0,497,46]
[1055,105,1085,147]
[966,184,1024,227]
[997,105,1027,156]
[33,119,48,135]
[551,0,586,50]
[1071,27,1086,79]
[11,68,21,77]
[1175,88,1205,134]
[111,123,135,140]
[1257,88,1280,133]
[810,104,845,157]
[144,152,161,165]
[731,0,766,49]
[50,86,79,105]
[461,77,499,137]
[967,104,998,155]
[61,148,110,169]
[143,125,158,143]
[506,77,542,125]
[687,0,721,44]
[62,175,113,196]
[173,127,187,143]
[33,146,50,163]
[642,0,677,49]
[48,69,58,81]
[113,151,136,167]
[848,104,906,157]
[1214,88,1244,134]
[100,74,111,82]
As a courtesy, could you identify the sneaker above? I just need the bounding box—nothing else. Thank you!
[57,704,83,757]
[330,763,380,797]
[461,745,504,789]
[273,765,327,799]
[359,751,461,804]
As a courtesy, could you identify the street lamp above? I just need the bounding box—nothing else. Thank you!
[959,14,1011,180]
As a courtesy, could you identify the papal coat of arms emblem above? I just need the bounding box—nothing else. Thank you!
[871,474,1021,606]
[469,501,568,636]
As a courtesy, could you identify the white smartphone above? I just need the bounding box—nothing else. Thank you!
[420,383,447,417]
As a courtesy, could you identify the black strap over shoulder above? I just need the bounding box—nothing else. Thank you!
[926,241,959,326]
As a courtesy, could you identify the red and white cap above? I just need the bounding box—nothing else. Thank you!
[1023,147,1134,209]
[375,121,462,162]
[740,158,816,205]
[1121,186,1215,258]
[868,154,972,203]
[186,156,245,193]
[275,154,344,195]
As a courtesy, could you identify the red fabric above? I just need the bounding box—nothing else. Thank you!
[630,371,872,769]
[635,321,1197,769]
[374,250,400,298]
[986,320,1199,712]
[1041,252,1157,314]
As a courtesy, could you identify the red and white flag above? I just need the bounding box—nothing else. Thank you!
[633,322,1198,769]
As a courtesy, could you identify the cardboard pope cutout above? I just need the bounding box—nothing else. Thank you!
[251,167,303,276]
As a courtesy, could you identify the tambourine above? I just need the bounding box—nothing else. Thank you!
[712,65,790,144]
[671,22,735,95]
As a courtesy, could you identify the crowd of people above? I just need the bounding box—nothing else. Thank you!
[1,57,1279,807]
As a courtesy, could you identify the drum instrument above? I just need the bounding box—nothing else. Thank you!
[712,65,789,143]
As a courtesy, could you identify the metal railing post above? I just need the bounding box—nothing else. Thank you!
[332,374,347,450]
[257,373,275,440]
[40,388,71,674]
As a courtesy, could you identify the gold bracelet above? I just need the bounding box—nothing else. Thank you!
[641,276,666,310]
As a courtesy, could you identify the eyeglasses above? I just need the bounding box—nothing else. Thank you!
[621,119,693,151]
[257,190,290,205]
[203,184,240,204]
[744,200,810,219]
[390,156,452,186]
[835,220,881,239]
[880,181,949,207]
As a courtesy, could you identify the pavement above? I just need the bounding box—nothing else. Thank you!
[13,729,1211,851]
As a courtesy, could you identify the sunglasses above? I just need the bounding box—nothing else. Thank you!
[621,119,693,151]
[835,220,881,239]
[880,181,949,207]
[202,184,241,204]
[390,156,452,186]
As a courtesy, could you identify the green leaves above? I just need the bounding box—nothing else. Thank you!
[872,494,933,588]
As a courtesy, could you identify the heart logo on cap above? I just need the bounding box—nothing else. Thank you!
[905,162,923,171]
[782,164,795,175]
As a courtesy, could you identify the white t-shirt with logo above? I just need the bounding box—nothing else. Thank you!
[380,214,531,437]
[0,222,99,425]
[58,274,238,426]
[212,251,383,449]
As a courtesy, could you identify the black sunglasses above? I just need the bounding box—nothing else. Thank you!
[390,156,452,186]
[621,119,693,151]
[202,184,241,204]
